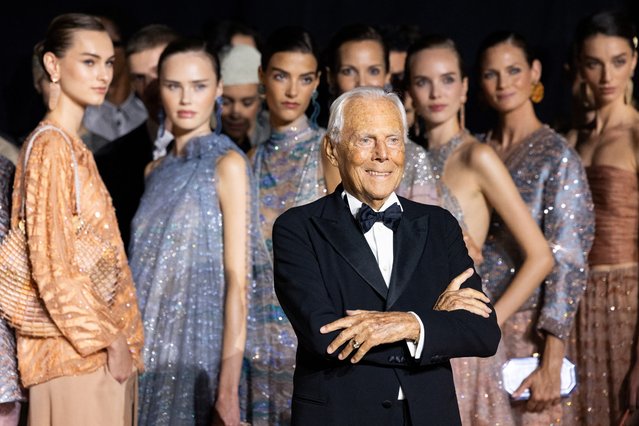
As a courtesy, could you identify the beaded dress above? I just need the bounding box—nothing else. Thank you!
[428,133,515,425]
[251,115,325,425]
[397,140,439,206]
[573,165,638,425]
[481,126,594,424]
[130,133,271,425]
[0,155,24,406]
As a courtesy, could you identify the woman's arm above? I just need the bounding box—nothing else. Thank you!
[214,150,250,426]
[471,143,554,326]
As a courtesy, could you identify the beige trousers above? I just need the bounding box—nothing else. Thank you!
[28,366,137,426]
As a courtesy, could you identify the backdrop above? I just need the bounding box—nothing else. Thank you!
[0,0,636,142]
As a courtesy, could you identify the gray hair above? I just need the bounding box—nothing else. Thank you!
[326,87,408,144]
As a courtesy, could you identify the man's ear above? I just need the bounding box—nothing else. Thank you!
[323,135,339,167]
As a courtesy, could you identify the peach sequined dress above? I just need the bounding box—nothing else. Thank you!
[573,165,639,425]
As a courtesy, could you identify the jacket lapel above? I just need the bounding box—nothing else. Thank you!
[311,190,388,300]
[387,203,430,308]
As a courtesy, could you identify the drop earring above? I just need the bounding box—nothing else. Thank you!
[215,96,224,135]
[625,78,634,105]
[459,102,466,130]
[530,81,544,103]
[157,107,166,138]
[310,90,320,130]
[48,78,60,111]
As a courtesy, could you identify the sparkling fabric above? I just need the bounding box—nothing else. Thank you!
[11,120,144,388]
[0,156,24,404]
[396,139,439,206]
[251,115,325,425]
[479,126,594,424]
[572,166,639,425]
[426,133,514,425]
[428,131,467,230]
[130,132,272,425]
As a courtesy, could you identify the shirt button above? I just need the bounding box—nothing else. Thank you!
[382,400,393,408]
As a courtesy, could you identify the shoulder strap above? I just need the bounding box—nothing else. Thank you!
[20,124,81,219]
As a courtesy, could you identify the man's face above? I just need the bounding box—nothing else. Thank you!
[220,83,261,142]
[328,97,405,210]
[128,44,167,119]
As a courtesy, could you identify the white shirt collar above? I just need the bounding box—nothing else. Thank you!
[342,190,402,219]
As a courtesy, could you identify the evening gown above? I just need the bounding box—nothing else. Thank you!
[130,133,271,425]
[480,126,594,425]
[428,133,515,425]
[574,165,638,425]
[251,116,325,425]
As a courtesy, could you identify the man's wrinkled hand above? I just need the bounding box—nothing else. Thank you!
[434,268,491,317]
[320,310,419,363]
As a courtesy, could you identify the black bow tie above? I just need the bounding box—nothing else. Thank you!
[358,202,402,233]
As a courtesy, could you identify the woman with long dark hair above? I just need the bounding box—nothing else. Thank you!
[571,11,639,424]
[477,31,594,423]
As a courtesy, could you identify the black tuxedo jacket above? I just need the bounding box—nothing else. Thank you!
[273,188,501,426]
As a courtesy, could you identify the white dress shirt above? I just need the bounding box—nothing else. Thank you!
[343,191,425,399]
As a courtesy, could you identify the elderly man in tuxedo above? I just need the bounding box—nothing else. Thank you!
[273,87,500,426]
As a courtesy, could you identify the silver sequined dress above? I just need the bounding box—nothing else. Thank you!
[251,115,325,425]
[481,126,594,424]
[130,133,271,425]
[0,155,24,405]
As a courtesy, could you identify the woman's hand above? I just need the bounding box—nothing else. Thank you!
[627,361,639,412]
[213,390,241,426]
[106,334,133,383]
[512,335,564,412]
[463,233,484,265]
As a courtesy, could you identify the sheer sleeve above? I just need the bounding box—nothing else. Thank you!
[23,131,121,356]
[537,143,594,339]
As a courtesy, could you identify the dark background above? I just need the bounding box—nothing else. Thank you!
[0,0,636,143]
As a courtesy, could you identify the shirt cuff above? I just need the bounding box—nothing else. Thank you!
[406,312,425,359]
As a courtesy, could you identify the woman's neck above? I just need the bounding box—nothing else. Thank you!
[494,101,542,150]
[44,97,85,137]
[594,98,634,134]
[424,117,461,149]
[172,127,211,156]
[271,114,307,133]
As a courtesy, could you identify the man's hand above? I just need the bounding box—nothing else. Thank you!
[106,334,134,383]
[320,310,419,363]
[433,268,492,317]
